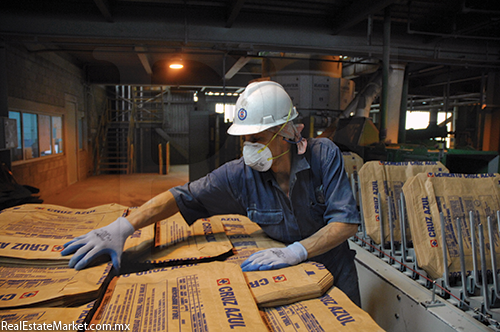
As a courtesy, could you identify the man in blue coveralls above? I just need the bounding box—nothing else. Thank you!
[62,80,362,306]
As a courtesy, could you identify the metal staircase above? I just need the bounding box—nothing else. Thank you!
[134,86,166,125]
[98,122,129,174]
[95,86,168,175]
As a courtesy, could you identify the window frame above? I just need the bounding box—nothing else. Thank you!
[9,108,65,164]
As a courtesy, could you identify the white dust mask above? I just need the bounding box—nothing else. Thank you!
[242,141,273,172]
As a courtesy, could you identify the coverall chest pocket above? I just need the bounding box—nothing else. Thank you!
[247,208,283,225]
[309,185,327,221]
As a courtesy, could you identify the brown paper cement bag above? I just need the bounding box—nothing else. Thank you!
[359,161,448,244]
[403,172,500,279]
[0,264,111,309]
[244,261,333,307]
[216,214,285,265]
[90,262,268,332]
[122,207,156,258]
[0,302,95,332]
[342,152,364,182]
[262,285,385,332]
[0,203,128,264]
[149,213,233,264]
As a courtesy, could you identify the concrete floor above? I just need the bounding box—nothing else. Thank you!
[42,165,189,209]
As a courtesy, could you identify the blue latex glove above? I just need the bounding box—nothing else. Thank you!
[240,242,308,271]
[61,217,135,271]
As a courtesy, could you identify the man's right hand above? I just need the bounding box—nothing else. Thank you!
[61,217,135,270]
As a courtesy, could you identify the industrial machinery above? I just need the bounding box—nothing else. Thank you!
[349,183,500,331]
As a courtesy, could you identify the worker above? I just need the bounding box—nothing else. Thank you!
[61,80,362,306]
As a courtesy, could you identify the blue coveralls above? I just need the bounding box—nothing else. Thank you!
[170,137,361,306]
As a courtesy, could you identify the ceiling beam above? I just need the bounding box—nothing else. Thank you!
[225,56,251,80]
[135,46,153,75]
[226,0,245,28]
[2,13,499,68]
[331,0,398,35]
[93,0,113,23]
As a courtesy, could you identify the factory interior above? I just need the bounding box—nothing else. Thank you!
[1,0,500,331]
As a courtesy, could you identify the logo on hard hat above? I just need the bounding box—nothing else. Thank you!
[237,108,247,121]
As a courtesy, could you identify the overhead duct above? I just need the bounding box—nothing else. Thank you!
[342,58,381,79]
[341,70,384,119]
[340,63,406,143]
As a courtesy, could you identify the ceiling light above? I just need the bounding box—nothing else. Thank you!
[169,57,183,69]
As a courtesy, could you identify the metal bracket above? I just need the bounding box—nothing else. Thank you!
[422,281,446,308]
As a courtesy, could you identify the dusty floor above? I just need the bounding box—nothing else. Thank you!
[42,165,189,209]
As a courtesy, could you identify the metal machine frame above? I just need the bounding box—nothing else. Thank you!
[350,174,500,331]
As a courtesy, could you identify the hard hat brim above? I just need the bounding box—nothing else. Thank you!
[227,111,298,136]
[227,123,276,136]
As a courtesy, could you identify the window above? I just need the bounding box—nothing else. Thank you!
[405,111,429,130]
[9,111,23,162]
[8,111,64,162]
[215,103,236,123]
[23,113,38,159]
[39,115,52,156]
[52,116,63,154]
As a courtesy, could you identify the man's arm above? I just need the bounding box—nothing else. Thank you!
[127,190,179,230]
[240,222,359,272]
[61,190,180,270]
[299,222,358,258]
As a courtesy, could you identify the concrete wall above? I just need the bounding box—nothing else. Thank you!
[5,44,106,199]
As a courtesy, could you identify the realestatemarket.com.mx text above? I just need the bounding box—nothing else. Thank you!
[1,321,130,331]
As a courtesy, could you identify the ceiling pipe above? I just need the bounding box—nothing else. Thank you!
[379,6,391,142]
[385,63,406,144]
[398,67,409,143]
[389,100,480,111]
[407,1,500,41]
[406,93,480,104]
[462,0,500,15]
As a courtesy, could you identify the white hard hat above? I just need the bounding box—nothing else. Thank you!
[227,81,298,136]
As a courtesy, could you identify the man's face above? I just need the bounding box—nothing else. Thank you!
[243,128,289,160]
[243,130,275,146]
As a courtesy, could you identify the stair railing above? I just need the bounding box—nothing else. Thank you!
[127,89,137,174]
[93,99,110,175]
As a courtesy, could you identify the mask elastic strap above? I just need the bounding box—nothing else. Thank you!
[283,135,303,145]
[257,106,293,154]
[267,148,290,161]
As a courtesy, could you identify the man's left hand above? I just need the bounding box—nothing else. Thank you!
[240,242,308,271]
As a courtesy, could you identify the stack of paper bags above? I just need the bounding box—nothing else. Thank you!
[0,302,95,332]
[0,264,111,309]
[216,214,285,264]
[0,203,128,266]
[147,213,233,265]
[359,161,448,244]
[262,285,385,332]
[88,261,269,331]
[402,172,500,279]
[244,261,333,307]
